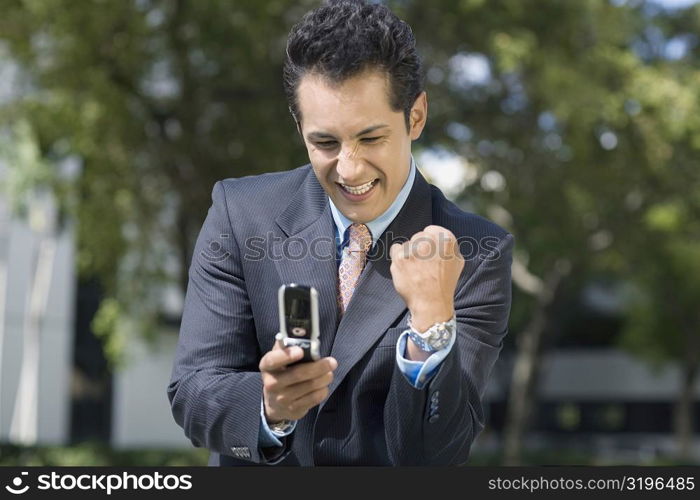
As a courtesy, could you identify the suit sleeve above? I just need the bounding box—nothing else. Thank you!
[167,181,293,464]
[383,232,514,465]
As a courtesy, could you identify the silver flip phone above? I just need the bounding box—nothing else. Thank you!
[277,283,321,362]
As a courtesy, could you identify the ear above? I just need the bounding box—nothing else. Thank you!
[409,91,428,140]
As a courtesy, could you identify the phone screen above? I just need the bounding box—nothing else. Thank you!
[284,287,311,339]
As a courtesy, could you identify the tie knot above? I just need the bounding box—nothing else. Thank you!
[346,223,372,253]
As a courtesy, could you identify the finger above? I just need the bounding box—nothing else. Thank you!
[277,356,337,385]
[274,371,334,405]
[422,226,461,259]
[390,242,406,261]
[423,225,457,245]
[259,345,304,372]
[423,224,450,235]
[409,231,425,243]
[289,386,330,414]
[410,235,435,258]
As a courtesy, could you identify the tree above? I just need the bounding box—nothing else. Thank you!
[1,0,697,461]
[394,0,700,462]
[0,0,315,362]
[616,3,700,457]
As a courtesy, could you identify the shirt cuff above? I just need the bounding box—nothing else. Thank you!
[259,398,297,448]
[395,328,456,389]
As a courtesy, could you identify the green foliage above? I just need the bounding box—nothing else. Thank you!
[0,121,53,223]
[0,443,208,466]
[0,0,314,362]
[91,297,128,368]
[390,0,700,370]
[1,0,698,373]
[619,236,700,368]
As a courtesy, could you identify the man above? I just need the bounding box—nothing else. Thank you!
[168,0,513,466]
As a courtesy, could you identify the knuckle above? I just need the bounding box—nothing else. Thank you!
[441,232,455,243]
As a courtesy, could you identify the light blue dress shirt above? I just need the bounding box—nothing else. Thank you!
[259,156,455,448]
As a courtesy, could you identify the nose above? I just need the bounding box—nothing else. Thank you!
[336,142,363,182]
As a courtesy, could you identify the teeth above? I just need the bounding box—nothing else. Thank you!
[341,180,375,195]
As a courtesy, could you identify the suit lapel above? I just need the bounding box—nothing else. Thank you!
[273,166,434,402]
[324,170,433,402]
[273,167,339,358]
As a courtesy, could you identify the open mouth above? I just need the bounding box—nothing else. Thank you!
[338,179,379,196]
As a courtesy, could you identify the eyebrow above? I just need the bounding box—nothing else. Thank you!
[306,124,390,141]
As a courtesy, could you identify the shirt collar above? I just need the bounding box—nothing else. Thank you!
[329,155,417,248]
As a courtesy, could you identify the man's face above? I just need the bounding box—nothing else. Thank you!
[296,70,426,223]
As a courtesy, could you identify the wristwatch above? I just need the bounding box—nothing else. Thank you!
[407,314,457,352]
[268,419,294,435]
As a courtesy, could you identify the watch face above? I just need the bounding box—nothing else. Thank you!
[270,420,293,433]
[428,324,454,349]
[409,317,456,352]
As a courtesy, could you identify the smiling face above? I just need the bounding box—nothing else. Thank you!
[296,69,427,223]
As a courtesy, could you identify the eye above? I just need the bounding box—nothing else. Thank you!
[361,136,382,143]
[315,141,338,149]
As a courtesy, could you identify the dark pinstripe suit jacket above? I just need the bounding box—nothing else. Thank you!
[167,164,513,466]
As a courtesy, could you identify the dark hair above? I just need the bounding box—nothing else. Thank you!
[283,0,423,131]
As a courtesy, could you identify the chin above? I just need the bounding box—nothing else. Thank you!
[338,206,375,224]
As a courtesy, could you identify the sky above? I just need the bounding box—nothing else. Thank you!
[649,0,699,7]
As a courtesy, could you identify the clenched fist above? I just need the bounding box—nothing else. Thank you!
[389,225,465,333]
[259,340,337,424]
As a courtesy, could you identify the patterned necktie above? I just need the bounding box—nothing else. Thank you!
[337,223,372,314]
